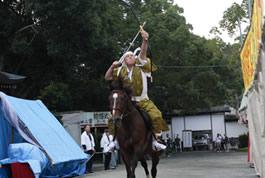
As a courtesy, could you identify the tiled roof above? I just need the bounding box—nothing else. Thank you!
[0,71,26,84]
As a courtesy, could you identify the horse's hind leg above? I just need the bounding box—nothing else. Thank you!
[151,154,160,178]
[140,157,150,178]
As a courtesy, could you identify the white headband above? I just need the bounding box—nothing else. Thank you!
[118,47,141,64]
[119,51,134,64]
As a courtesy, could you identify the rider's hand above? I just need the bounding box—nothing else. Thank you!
[111,61,121,68]
[140,26,149,41]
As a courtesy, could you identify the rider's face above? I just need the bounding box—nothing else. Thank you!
[124,54,136,67]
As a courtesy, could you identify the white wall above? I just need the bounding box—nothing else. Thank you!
[185,115,211,131]
[212,114,225,139]
[171,114,227,141]
[171,116,185,139]
[64,123,81,145]
[162,124,172,139]
[226,122,248,137]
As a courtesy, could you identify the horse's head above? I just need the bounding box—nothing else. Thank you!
[109,79,132,121]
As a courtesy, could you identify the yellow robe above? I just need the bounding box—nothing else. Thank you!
[111,58,169,133]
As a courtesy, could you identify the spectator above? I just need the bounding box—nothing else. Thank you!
[100,129,115,170]
[115,141,121,164]
[223,134,229,152]
[110,144,117,169]
[81,125,95,173]
[175,134,181,152]
[215,133,222,152]
[165,134,172,157]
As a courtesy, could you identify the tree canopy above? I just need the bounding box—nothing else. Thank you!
[0,0,243,113]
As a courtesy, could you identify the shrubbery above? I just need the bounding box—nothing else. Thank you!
[238,133,248,148]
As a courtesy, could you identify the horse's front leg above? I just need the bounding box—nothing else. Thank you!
[151,153,160,178]
[121,151,132,178]
[129,153,139,178]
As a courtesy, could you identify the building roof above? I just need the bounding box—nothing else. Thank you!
[167,105,231,117]
[225,114,239,122]
[0,71,26,84]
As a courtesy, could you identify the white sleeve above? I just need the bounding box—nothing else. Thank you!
[138,57,148,65]
[114,140,119,149]
[81,133,86,145]
[100,136,104,148]
[109,135,113,141]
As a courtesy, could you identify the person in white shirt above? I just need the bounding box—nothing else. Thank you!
[100,129,115,170]
[81,125,95,173]
[215,133,223,152]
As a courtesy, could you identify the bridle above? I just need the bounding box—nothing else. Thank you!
[111,90,134,120]
[110,88,142,142]
[111,92,121,116]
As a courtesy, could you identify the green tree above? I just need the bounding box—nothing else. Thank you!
[210,0,249,43]
[0,0,243,114]
[39,83,72,111]
[1,0,125,107]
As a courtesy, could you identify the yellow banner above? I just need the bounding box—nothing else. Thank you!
[240,0,263,92]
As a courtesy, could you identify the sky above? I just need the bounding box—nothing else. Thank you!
[174,0,244,43]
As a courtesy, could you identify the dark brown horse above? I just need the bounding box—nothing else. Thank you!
[109,80,161,178]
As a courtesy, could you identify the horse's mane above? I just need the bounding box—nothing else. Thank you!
[109,78,132,97]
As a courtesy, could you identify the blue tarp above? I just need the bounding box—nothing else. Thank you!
[0,143,48,178]
[0,111,11,178]
[0,92,87,178]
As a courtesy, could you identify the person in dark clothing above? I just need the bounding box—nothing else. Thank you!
[175,134,181,152]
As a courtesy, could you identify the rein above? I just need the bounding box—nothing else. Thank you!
[112,108,137,142]
[111,90,138,141]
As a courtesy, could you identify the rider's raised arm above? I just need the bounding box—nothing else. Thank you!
[137,28,158,73]
[139,27,149,62]
[104,61,120,80]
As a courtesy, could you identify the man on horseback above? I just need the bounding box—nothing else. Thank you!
[105,26,169,151]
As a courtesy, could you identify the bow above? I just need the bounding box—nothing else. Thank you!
[120,0,153,81]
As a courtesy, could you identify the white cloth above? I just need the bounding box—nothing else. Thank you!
[152,140,166,151]
[118,51,134,64]
[81,131,95,151]
[137,57,148,66]
[100,133,115,153]
[215,135,222,143]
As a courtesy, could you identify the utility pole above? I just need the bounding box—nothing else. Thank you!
[238,18,243,45]
[248,0,253,21]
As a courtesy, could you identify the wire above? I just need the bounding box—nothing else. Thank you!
[157,65,228,69]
